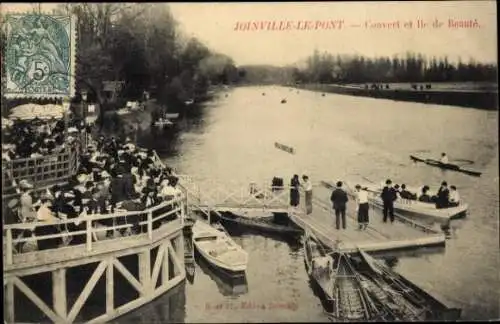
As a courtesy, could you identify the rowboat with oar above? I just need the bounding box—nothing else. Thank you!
[303,231,381,321]
[351,249,462,321]
[410,155,481,177]
[341,181,468,222]
[192,220,248,274]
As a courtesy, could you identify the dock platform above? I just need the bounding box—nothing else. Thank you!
[178,175,446,254]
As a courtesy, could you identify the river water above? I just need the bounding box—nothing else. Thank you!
[122,85,499,322]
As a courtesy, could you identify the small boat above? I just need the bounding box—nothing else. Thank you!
[217,212,303,236]
[352,249,462,321]
[274,142,295,154]
[191,220,248,274]
[281,99,287,103]
[344,181,468,222]
[153,118,174,127]
[164,113,180,119]
[303,231,379,321]
[410,155,481,177]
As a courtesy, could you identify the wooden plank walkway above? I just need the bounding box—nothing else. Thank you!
[288,186,445,254]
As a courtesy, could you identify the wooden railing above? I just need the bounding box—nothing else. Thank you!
[175,175,317,218]
[2,148,79,197]
[3,195,186,266]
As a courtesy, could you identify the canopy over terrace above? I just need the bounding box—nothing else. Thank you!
[8,103,69,121]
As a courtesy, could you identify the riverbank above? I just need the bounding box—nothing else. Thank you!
[295,83,498,110]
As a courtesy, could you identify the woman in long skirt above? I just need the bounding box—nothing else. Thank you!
[355,184,369,230]
[290,174,300,207]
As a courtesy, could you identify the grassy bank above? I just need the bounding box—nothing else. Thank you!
[295,83,498,110]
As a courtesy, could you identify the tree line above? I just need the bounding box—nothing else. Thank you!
[293,50,497,84]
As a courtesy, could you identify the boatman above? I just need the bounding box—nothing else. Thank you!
[330,181,348,230]
[448,185,460,207]
[440,152,449,164]
[380,179,397,223]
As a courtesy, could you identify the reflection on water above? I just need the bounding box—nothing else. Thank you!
[122,86,498,321]
[195,252,249,297]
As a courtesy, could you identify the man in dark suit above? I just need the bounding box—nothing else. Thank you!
[330,181,349,230]
[380,179,397,223]
[436,181,450,209]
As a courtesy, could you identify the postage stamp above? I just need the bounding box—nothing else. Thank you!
[2,13,76,99]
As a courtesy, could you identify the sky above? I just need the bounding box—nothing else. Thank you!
[2,2,497,67]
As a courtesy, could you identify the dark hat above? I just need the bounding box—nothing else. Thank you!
[401,184,406,189]
[386,179,392,185]
[394,184,400,189]
[336,181,343,187]
[450,185,456,190]
[355,184,361,189]
[441,181,448,186]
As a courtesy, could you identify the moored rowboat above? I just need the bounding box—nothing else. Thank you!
[192,220,248,274]
[303,231,380,321]
[410,155,481,177]
[217,212,303,236]
[344,181,468,222]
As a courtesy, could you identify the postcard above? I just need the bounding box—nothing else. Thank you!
[1,2,498,323]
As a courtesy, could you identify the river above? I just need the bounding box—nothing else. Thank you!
[120,85,499,322]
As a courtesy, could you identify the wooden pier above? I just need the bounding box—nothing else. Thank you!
[3,197,187,324]
[178,176,446,254]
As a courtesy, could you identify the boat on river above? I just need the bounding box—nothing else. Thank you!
[153,118,174,127]
[410,154,481,177]
[303,231,379,321]
[344,181,468,221]
[351,249,462,321]
[192,220,248,275]
[216,211,303,236]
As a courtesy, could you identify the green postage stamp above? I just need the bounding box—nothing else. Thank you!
[2,13,76,98]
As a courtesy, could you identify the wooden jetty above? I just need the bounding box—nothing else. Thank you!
[177,176,446,254]
[3,196,187,323]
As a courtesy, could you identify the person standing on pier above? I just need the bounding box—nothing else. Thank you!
[380,179,397,223]
[355,184,369,230]
[302,175,313,214]
[330,181,348,230]
[290,174,300,207]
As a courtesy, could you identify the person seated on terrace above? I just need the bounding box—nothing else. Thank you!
[399,184,417,200]
[19,180,37,223]
[2,144,16,161]
[418,185,432,203]
[35,197,65,250]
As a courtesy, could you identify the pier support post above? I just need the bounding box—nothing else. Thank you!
[162,246,170,286]
[53,268,67,320]
[106,258,114,314]
[139,249,151,296]
[5,279,15,323]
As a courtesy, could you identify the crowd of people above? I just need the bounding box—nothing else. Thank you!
[2,118,91,161]
[328,179,462,231]
[4,133,183,253]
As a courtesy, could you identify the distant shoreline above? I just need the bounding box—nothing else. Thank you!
[294,83,498,110]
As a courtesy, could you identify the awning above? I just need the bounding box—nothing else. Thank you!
[9,104,67,121]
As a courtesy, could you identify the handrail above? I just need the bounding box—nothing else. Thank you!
[3,195,185,266]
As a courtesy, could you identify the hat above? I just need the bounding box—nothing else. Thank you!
[63,192,75,198]
[101,170,111,178]
[19,179,33,189]
[355,184,361,189]
[77,174,89,183]
[68,127,78,133]
[7,199,19,208]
